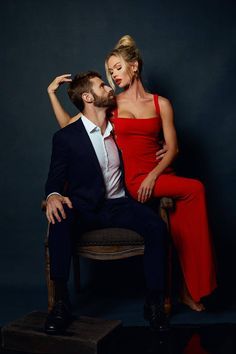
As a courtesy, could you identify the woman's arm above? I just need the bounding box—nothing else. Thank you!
[150,96,179,177]
[47,74,81,128]
[137,97,179,202]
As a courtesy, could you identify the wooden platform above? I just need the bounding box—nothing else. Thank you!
[1,311,122,354]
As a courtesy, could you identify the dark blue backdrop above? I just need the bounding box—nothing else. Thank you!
[0,0,235,324]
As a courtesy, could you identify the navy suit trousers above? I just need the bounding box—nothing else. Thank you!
[48,197,167,292]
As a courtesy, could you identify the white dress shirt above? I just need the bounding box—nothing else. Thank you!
[81,115,125,199]
[47,115,126,200]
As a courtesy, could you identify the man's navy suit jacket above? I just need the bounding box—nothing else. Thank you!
[45,119,126,214]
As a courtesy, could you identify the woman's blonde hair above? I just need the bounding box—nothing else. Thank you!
[105,35,143,90]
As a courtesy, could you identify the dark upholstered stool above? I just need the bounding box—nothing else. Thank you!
[43,197,174,314]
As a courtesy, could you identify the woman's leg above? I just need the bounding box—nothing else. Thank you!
[151,174,217,308]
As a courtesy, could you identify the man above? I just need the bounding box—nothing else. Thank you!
[45,71,168,335]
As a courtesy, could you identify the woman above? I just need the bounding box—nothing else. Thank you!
[47,35,217,311]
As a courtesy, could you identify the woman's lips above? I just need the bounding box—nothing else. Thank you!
[115,79,122,85]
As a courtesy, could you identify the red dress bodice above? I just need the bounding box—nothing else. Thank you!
[111,94,172,193]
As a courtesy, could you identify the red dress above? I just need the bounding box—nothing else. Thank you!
[112,94,217,302]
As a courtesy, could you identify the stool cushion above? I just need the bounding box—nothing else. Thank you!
[77,228,144,246]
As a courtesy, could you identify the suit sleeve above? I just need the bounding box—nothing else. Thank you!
[45,132,69,197]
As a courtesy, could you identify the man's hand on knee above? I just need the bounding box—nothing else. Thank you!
[46,195,73,224]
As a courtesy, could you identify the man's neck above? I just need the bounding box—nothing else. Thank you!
[82,107,107,135]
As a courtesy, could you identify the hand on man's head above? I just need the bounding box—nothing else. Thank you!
[47,74,72,94]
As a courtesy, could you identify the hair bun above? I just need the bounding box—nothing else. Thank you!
[115,35,136,49]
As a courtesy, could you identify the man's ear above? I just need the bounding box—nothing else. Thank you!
[82,92,94,103]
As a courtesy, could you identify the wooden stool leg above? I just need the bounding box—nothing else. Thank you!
[44,225,55,312]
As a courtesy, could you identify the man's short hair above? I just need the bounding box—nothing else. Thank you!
[67,71,102,111]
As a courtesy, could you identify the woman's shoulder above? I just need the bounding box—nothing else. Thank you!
[157,95,170,104]
[157,96,174,121]
[157,95,172,110]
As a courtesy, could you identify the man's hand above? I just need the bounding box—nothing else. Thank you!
[46,194,73,224]
[47,74,72,94]
[156,143,168,161]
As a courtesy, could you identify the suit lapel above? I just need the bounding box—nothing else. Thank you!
[74,119,105,181]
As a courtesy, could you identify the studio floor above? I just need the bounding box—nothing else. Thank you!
[1,322,235,354]
[0,283,236,354]
[103,324,236,354]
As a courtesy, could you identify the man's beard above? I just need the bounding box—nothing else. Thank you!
[92,91,116,109]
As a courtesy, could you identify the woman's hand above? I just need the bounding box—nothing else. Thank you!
[137,173,157,203]
[47,74,72,94]
[156,143,168,161]
[47,74,74,128]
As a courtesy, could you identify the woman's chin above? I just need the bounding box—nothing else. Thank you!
[116,80,129,89]
[114,81,130,90]
[116,83,124,88]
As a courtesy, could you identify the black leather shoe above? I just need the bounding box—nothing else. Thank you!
[44,301,73,335]
[144,302,169,332]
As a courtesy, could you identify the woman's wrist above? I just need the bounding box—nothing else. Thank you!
[47,89,56,95]
[148,170,159,180]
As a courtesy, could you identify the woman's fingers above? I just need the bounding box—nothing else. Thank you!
[48,74,72,93]
[138,187,152,203]
[60,77,72,83]
[156,144,168,160]
[59,74,72,78]
[55,74,72,82]
[137,188,143,202]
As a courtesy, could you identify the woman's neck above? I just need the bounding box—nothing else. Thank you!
[121,78,147,100]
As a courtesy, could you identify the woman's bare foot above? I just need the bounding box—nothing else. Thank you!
[180,282,205,312]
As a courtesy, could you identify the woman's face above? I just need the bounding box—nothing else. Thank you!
[107,55,136,88]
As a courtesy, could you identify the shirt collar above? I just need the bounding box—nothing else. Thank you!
[81,114,113,137]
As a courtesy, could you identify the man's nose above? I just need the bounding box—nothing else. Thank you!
[105,85,112,92]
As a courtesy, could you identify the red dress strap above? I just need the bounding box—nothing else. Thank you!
[153,94,160,115]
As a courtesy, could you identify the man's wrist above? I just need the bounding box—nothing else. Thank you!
[46,192,62,201]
